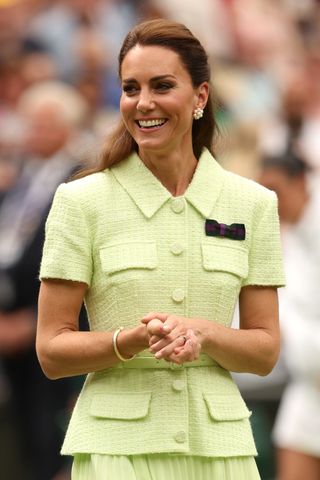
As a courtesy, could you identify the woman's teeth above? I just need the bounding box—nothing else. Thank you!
[138,119,166,128]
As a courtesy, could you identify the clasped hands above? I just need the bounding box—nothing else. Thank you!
[142,312,202,364]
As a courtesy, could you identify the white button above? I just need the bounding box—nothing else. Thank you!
[174,431,187,443]
[172,288,185,302]
[172,380,185,392]
[171,198,185,213]
[170,243,184,255]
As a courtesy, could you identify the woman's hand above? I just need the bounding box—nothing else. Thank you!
[142,312,202,364]
[141,287,280,375]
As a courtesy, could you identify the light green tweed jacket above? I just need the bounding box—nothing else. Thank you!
[40,148,285,458]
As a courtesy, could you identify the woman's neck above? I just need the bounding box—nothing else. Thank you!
[138,147,198,197]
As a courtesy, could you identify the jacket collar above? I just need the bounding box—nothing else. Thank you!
[110,148,225,219]
[185,148,225,218]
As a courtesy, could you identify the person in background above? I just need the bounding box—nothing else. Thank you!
[27,0,138,85]
[36,19,284,480]
[259,151,320,480]
[0,81,89,480]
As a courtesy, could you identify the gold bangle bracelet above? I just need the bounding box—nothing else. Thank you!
[112,327,136,362]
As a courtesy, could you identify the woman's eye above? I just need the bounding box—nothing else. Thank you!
[155,82,173,92]
[123,85,139,95]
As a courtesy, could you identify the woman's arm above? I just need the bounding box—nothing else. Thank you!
[143,286,280,376]
[202,286,280,375]
[36,279,149,379]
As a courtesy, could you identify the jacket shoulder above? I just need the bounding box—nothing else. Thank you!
[51,171,114,222]
[222,169,276,206]
[59,170,112,197]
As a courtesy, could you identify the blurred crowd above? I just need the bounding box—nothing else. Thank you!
[0,0,319,479]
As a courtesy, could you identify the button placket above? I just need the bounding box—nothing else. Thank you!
[169,197,187,306]
[164,198,188,450]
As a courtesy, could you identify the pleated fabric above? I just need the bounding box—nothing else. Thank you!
[72,454,261,480]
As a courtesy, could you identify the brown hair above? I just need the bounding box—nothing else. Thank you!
[77,18,218,177]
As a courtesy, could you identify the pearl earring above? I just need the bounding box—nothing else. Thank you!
[193,107,203,120]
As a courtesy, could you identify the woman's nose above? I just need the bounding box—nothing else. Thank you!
[136,89,154,112]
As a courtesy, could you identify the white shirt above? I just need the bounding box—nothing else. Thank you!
[279,179,320,381]
[273,177,320,456]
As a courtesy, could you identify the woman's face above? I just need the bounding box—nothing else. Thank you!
[120,45,208,156]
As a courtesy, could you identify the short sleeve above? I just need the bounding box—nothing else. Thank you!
[39,183,92,286]
[242,191,285,287]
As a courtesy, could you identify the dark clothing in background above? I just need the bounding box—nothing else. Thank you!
[2,349,73,480]
[0,157,85,480]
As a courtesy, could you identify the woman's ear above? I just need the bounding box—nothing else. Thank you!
[195,81,209,110]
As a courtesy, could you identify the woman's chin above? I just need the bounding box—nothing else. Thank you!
[136,139,171,155]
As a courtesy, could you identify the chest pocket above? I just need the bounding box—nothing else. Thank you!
[99,241,158,284]
[201,241,248,285]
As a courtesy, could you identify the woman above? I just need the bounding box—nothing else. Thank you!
[36,19,285,480]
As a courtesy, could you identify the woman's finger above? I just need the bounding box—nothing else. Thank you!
[154,335,186,359]
[177,339,195,361]
[148,334,163,346]
[187,329,201,359]
[169,343,192,363]
[146,318,167,336]
[171,330,201,362]
[161,316,180,333]
[141,312,168,324]
[149,330,185,352]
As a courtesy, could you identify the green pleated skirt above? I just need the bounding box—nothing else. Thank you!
[72,454,261,479]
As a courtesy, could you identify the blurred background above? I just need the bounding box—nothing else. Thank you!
[0,1,319,479]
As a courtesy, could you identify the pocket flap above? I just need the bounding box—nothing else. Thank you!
[203,393,251,421]
[90,392,152,420]
[201,242,248,278]
[100,241,158,274]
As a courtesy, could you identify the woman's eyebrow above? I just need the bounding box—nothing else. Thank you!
[122,74,176,84]
[150,74,176,81]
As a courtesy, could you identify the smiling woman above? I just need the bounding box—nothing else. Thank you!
[119,44,209,184]
[36,18,285,480]
[76,18,216,175]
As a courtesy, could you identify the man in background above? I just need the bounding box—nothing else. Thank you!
[259,151,320,480]
[0,81,88,480]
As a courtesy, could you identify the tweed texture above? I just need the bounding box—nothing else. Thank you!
[40,148,285,457]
